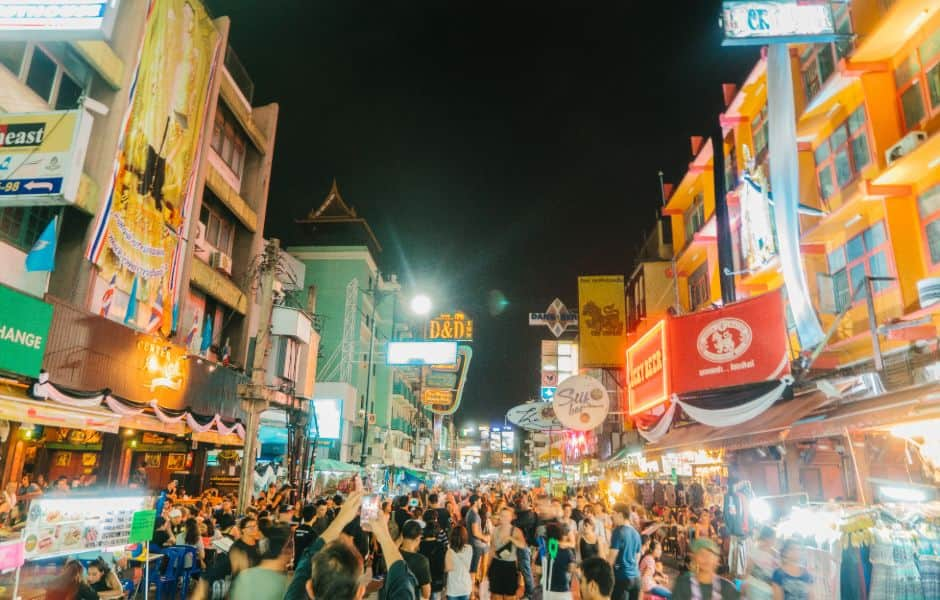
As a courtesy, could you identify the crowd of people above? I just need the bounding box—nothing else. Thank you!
[16,477,816,600]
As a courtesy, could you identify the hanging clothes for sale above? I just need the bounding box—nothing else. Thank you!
[689,481,705,509]
[869,526,924,600]
[665,483,676,507]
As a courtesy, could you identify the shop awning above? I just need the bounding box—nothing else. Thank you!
[645,390,830,456]
[314,457,360,473]
[605,445,637,466]
[0,384,122,433]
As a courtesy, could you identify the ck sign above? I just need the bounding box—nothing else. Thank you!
[721,1,838,46]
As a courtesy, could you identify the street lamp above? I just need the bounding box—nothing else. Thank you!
[410,294,432,316]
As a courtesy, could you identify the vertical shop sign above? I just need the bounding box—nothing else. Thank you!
[626,320,670,415]
[577,276,626,368]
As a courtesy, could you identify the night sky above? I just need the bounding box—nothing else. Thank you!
[208,1,760,425]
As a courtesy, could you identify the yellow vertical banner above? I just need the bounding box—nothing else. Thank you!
[577,275,626,368]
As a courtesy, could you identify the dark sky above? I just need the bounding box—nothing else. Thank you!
[208,0,759,425]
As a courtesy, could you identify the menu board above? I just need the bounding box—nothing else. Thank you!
[22,495,150,559]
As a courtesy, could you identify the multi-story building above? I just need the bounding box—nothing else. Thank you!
[290,182,436,482]
[631,0,940,504]
[0,0,311,496]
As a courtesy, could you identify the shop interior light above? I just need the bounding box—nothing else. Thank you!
[880,485,928,503]
[751,497,772,524]
[124,429,135,436]
[609,480,623,495]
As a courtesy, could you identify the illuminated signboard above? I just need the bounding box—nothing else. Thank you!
[387,341,458,365]
[0,109,93,206]
[626,320,670,415]
[721,1,838,46]
[0,1,121,40]
[428,311,473,341]
[313,398,342,439]
[529,298,578,338]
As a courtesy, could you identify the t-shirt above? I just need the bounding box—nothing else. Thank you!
[610,524,642,580]
[514,509,538,546]
[231,540,262,568]
[436,507,452,533]
[420,538,447,591]
[445,545,473,597]
[671,572,740,600]
[771,569,813,600]
[402,549,432,591]
[153,529,171,547]
[294,523,315,562]
[465,508,484,547]
[547,548,575,592]
[230,566,288,600]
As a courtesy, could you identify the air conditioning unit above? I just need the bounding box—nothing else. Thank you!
[210,251,233,275]
[885,130,927,166]
[917,277,940,309]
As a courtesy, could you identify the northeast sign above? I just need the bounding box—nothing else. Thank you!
[0,109,93,206]
[0,1,121,40]
[529,298,578,338]
[721,1,840,46]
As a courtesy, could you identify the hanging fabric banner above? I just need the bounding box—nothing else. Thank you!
[766,44,825,348]
[577,275,626,368]
[676,378,791,428]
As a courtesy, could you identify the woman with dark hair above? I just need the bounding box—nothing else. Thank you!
[445,525,473,600]
[420,517,447,600]
[477,502,493,585]
[86,557,122,594]
[579,517,600,560]
[542,522,576,600]
[771,540,813,600]
[181,516,206,565]
[640,540,672,599]
[47,559,97,600]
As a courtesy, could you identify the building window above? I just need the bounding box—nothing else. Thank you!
[895,26,940,132]
[684,194,706,243]
[751,105,769,166]
[0,206,59,252]
[918,184,940,265]
[800,1,854,103]
[724,130,738,192]
[199,203,235,256]
[0,42,87,109]
[821,221,895,312]
[211,104,248,177]
[626,270,646,333]
[814,105,871,202]
[688,262,710,310]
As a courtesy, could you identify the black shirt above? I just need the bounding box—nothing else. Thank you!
[435,507,452,533]
[419,538,446,592]
[231,539,261,568]
[153,529,171,547]
[570,508,584,524]
[394,508,411,532]
[402,549,432,591]
[514,509,538,546]
[294,523,315,562]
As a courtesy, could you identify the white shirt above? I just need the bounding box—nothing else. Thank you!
[446,545,473,597]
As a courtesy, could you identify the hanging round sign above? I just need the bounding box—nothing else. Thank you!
[552,375,610,431]
[506,402,563,431]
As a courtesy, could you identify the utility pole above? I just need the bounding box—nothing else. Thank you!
[237,238,279,513]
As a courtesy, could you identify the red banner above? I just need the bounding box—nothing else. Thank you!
[627,320,670,415]
[669,291,790,394]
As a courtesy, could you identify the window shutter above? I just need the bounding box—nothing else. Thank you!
[817,272,837,314]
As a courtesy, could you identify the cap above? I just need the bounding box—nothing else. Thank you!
[690,538,720,556]
[168,509,182,518]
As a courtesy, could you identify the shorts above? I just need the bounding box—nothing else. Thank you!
[489,559,519,595]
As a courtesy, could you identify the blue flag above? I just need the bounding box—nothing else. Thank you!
[25,216,58,272]
[200,313,213,355]
[124,275,139,325]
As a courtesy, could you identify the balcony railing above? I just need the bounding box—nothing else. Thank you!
[391,417,414,436]
[224,46,254,105]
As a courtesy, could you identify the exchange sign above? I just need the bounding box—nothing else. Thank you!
[0,284,53,378]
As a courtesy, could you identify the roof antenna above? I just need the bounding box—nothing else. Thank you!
[658,170,666,206]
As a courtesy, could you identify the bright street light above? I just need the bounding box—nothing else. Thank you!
[410,294,432,315]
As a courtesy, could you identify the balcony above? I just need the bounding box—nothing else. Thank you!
[190,259,248,314]
[391,417,414,436]
[224,46,254,105]
[205,163,258,232]
[393,380,416,404]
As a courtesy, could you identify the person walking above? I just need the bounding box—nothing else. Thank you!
[608,502,643,600]
[421,518,448,600]
[489,506,526,600]
[671,538,739,600]
[445,525,474,600]
[771,540,813,600]
[231,523,292,600]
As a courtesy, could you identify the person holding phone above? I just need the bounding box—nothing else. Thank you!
[285,490,417,600]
